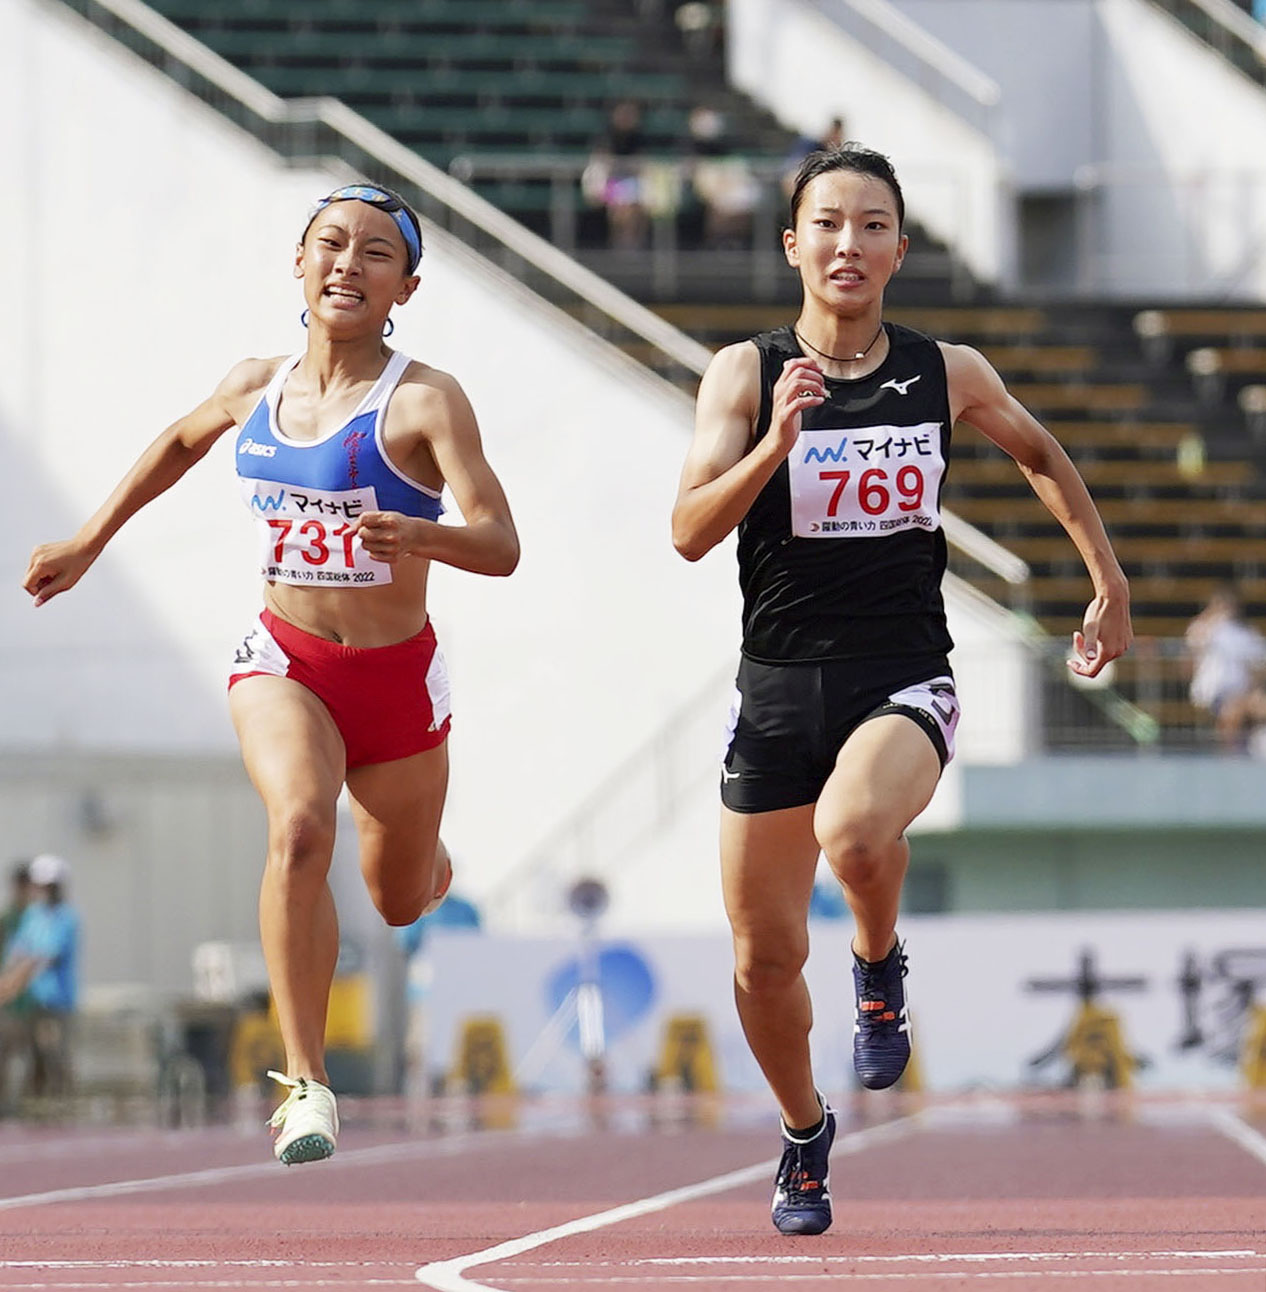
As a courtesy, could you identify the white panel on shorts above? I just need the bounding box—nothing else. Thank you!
[886,675,960,763]
[426,643,452,731]
[230,617,290,678]
[720,686,742,763]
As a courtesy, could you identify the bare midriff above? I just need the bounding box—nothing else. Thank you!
[262,560,431,647]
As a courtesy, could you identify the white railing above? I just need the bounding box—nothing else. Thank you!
[806,0,1001,134]
[57,0,714,382]
[1151,0,1266,62]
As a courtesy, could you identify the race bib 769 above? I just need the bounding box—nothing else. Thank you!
[788,421,945,539]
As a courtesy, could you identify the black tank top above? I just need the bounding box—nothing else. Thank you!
[738,323,955,664]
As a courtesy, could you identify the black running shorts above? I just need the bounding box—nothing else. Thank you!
[720,654,960,814]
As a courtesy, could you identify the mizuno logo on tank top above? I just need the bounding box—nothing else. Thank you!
[234,351,443,588]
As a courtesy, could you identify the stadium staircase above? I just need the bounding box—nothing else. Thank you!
[73,0,1266,749]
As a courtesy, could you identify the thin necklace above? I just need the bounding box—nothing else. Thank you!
[794,322,885,364]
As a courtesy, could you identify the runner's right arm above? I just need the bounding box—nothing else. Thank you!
[23,358,272,606]
[671,343,825,561]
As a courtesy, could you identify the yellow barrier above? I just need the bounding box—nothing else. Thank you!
[451,1015,516,1094]
[1240,1004,1266,1088]
[653,1013,719,1092]
[1063,1002,1135,1089]
[230,974,372,1089]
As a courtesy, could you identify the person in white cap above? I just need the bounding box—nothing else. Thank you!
[0,854,80,1101]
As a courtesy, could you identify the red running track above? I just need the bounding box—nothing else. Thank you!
[0,1092,1263,1290]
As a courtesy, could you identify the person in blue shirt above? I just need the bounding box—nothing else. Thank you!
[0,853,80,1101]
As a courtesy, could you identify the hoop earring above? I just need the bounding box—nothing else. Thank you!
[300,309,310,328]
[383,317,395,337]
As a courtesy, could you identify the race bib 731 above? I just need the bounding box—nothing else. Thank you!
[788,421,945,539]
[241,478,393,587]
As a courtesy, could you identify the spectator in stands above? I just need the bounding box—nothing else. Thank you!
[582,100,650,249]
[782,116,847,198]
[0,854,80,1103]
[675,1,723,58]
[0,861,33,1115]
[0,861,31,961]
[1186,585,1266,751]
[686,105,761,249]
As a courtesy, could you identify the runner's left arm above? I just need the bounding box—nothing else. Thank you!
[942,341,1132,677]
[353,374,519,576]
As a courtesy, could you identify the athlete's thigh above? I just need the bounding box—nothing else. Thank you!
[815,713,942,845]
[345,742,449,893]
[229,675,346,817]
[721,803,821,943]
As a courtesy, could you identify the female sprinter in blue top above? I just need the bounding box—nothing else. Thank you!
[672,146,1131,1234]
[24,184,519,1164]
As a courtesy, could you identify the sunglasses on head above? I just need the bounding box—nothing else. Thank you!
[308,184,423,272]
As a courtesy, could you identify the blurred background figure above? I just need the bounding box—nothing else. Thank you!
[583,99,650,249]
[685,105,760,249]
[0,861,33,1116]
[0,854,80,1104]
[0,861,32,961]
[781,115,847,197]
[674,0,723,60]
[1186,586,1266,752]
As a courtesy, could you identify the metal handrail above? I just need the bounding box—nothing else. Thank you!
[1146,0,1266,102]
[801,0,1001,137]
[1152,0,1266,60]
[59,0,714,380]
[843,0,1002,107]
[941,512,1030,586]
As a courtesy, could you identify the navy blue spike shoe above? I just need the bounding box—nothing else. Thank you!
[852,939,911,1090]
[771,1103,836,1235]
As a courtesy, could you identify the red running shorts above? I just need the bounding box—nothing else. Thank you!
[228,608,451,769]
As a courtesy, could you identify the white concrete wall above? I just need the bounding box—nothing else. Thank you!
[1092,0,1266,296]
[893,0,1266,298]
[897,0,1101,191]
[726,0,1011,284]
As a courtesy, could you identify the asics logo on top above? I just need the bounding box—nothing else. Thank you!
[720,767,741,782]
[239,438,278,457]
[879,375,922,396]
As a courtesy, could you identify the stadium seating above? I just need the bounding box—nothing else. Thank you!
[146,0,715,205]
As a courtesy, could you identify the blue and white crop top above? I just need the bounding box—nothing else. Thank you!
[235,350,443,588]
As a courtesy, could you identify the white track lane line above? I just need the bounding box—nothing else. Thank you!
[519,1251,1264,1267]
[0,1120,576,1212]
[445,1269,1266,1284]
[1208,1105,1266,1168]
[0,1281,417,1289]
[413,1112,929,1291]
